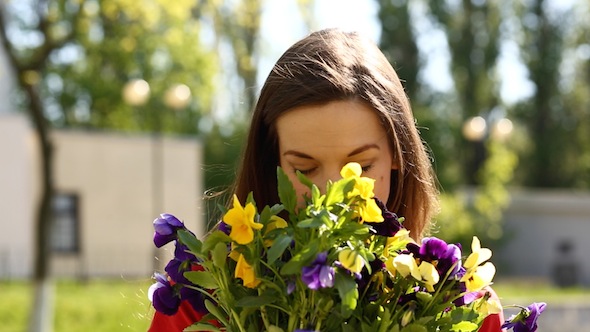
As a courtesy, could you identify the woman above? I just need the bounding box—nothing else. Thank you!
[150,28,503,331]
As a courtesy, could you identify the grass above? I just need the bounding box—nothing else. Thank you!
[493,277,590,306]
[0,279,153,332]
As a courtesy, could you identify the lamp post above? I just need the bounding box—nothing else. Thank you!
[462,114,513,184]
[123,79,191,272]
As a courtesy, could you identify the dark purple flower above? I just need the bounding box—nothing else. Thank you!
[217,221,231,235]
[148,273,181,315]
[165,242,199,284]
[174,242,197,262]
[153,214,186,248]
[179,286,207,314]
[301,252,335,290]
[408,237,462,279]
[502,302,547,332]
[366,199,403,237]
[358,258,385,290]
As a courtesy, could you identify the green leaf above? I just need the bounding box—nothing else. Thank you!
[325,177,355,206]
[270,203,284,215]
[177,229,202,255]
[267,326,285,332]
[335,272,358,318]
[277,167,297,214]
[280,241,319,275]
[203,231,231,253]
[296,217,324,228]
[184,322,221,331]
[184,271,219,289]
[400,324,428,332]
[296,170,315,189]
[204,299,229,326]
[450,321,478,331]
[235,295,277,307]
[212,242,228,268]
[267,235,293,265]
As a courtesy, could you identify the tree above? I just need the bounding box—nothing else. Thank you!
[0,1,217,330]
[376,1,518,247]
[0,1,84,330]
[512,0,585,188]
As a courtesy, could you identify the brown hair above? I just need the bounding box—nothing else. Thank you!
[231,29,438,239]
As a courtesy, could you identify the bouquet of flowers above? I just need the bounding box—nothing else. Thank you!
[149,163,545,332]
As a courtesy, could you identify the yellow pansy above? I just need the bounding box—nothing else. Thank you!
[339,163,384,223]
[340,162,362,178]
[358,197,384,222]
[235,254,261,288]
[223,195,263,245]
[263,215,288,247]
[385,256,396,275]
[418,261,440,292]
[338,248,365,274]
[384,229,413,258]
[392,254,421,280]
[460,262,496,292]
[464,236,492,270]
[474,294,502,316]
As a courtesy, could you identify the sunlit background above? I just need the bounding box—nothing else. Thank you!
[1,0,589,331]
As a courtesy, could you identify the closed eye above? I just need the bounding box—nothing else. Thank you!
[361,164,374,173]
[296,167,317,175]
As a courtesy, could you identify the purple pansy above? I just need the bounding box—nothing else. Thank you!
[179,285,207,314]
[366,198,403,237]
[301,252,335,290]
[217,221,231,235]
[502,302,547,332]
[408,237,462,279]
[148,273,181,315]
[153,213,186,248]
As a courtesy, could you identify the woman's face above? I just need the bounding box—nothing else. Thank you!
[276,100,397,205]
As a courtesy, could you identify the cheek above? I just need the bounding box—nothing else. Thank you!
[373,174,391,202]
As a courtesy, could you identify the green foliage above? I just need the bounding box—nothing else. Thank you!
[169,164,497,331]
[434,140,518,247]
[42,0,217,132]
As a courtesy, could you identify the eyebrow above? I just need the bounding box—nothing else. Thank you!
[282,144,380,159]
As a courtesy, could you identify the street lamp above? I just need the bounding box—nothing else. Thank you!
[462,114,513,184]
[122,79,192,272]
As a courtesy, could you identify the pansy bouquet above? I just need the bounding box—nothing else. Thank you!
[149,162,545,332]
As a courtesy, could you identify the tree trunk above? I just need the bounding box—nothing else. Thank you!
[24,79,55,332]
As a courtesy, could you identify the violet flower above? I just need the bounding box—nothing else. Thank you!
[502,302,547,332]
[408,237,462,279]
[217,221,231,235]
[301,252,335,290]
[366,198,403,237]
[179,285,208,314]
[148,273,181,315]
[153,213,186,248]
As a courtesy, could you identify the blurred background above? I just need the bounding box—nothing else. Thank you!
[1,0,589,331]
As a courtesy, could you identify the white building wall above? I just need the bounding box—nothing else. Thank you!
[0,114,36,278]
[497,190,590,286]
[0,114,204,279]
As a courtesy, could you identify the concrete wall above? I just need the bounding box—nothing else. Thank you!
[0,114,204,279]
[0,114,36,278]
[497,189,590,286]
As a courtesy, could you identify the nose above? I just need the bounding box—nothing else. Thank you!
[316,167,343,193]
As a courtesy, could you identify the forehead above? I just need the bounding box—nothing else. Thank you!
[276,100,387,153]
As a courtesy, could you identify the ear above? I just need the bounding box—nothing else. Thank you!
[391,156,400,170]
